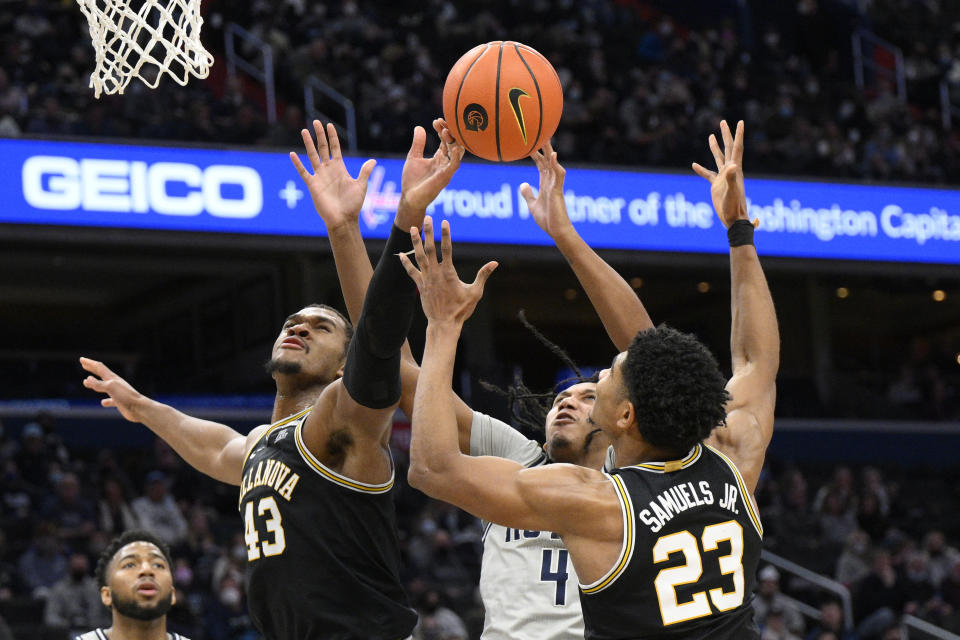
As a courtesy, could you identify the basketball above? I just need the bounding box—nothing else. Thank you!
[442,41,563,162]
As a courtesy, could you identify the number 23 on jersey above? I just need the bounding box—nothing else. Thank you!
[653,520,744,626]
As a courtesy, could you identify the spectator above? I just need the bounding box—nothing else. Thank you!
[13,422,56,490]
[923,531,960,588]
[98,476,140,536]
[131,472,188,546]
[753,566,806,637]
[854,549,908,638]
[764,606,803,640]
[43,552,106,637]
[901,550,936,617]
[805,600,857,640]
[42,472,97,551]
[204,575,256,640]
[836,530,872,587]
[16,524,67,597]
[413,587,468,640]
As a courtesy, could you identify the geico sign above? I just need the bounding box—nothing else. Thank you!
[22,156,263,218]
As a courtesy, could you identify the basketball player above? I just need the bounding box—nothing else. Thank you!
[76,530,188,640]
[322,119,771,638]
[402,121,778,639]
[315,120,642,639]
[81,119,464,639]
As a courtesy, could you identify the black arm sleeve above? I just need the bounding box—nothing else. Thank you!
[341,223,418,408]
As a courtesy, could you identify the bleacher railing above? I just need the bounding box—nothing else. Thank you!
[760,549,854,632]
[303,76,358,153]
[903,615,960,640]
[224,22,277,124]
[939,80,960,130]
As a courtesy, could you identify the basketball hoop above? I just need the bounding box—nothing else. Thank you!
[76,0,214,98]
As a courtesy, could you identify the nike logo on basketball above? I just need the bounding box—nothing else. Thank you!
[508,88,530,144]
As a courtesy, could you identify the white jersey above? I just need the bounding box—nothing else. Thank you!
[470,412,585,640]
[76,630,189,640]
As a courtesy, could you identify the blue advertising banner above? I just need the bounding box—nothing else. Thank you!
[3,137,960,264]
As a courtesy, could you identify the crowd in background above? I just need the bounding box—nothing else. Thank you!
[1,2,960,637]
[3,1,960,183]
[1,413,959,639]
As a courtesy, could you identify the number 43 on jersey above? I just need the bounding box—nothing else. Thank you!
[244,496,287,560]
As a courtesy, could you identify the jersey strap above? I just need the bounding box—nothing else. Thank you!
[293,419,394,493]
[241,407,312,467]
[579,473,635,594]
[624,444,702,473]
[704,445,763,537]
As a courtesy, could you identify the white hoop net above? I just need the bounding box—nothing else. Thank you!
[76,0,214,98]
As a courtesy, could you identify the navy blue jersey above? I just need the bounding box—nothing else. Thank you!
[579,444,762,640]
[238,409,416,640]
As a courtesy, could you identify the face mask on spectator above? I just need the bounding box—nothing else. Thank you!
[175,565,193,587]
[220,585,241,607]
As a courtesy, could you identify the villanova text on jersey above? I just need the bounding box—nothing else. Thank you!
[579,445,763,640]
[238,409,416,640]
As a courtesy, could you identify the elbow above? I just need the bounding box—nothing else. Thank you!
[406,458,450,496]
[407,463,429,491]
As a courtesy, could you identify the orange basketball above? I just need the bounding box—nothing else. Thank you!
[442,41,563,162]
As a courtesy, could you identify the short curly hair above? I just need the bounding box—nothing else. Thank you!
[95,530,173,588]
[620,325,729,455]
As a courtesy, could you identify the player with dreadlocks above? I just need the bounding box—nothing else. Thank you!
[316,120,653,639]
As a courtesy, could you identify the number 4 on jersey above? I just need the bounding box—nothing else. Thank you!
[540,549,569,605]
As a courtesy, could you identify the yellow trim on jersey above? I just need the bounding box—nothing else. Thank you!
[626,444,702,473]
[293,420,394,494]
[705,445,763,538]
[580,473,635,594]
[241,408,312,468]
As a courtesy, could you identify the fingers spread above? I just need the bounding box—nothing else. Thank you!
[398,252,423,287]
[720,120,734,162]
[80,357,111,379]
[471,261,498,293]
[357,158,377,187]
[421,216,437,263]
[691,162,715,181]
[440,219,453,265]
[313,120,330,161]
[733,120,745,165]
[302,128,322,171]
[708,134,724,169]
[327,122,343,159]
[290,152,310,181]
[519,182,536,204]
[408,126,427,160]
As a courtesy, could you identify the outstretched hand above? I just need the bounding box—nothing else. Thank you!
[692,120,754,229]
[398,216,497,326]
[80,357,146,423]
[289,120,377,232]
[397,119,465,229]
[520,141,574,240]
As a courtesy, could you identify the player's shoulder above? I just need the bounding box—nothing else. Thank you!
[519,461,610,491]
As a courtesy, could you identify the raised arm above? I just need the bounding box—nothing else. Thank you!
[80,357,257,485]
[694,121,779,494]
[308,121,470,441]
[521,144,653,351]
[293,119,478,451]
[400,217,615,537]
[289,120,376,324]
